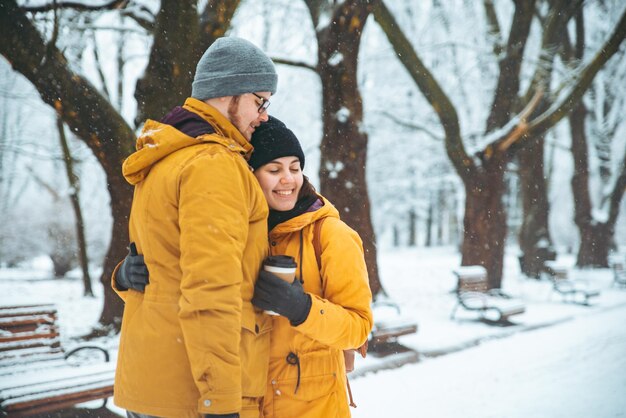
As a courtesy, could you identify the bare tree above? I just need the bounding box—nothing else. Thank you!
[564,8,626,267]
[0,0,239,332]
[372,0,626,288]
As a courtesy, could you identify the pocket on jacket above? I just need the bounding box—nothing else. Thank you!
[240,307,272,397]
[273,372,336,401]
[270,373,338,418]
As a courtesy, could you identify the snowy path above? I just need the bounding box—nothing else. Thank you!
[351,304,626,418]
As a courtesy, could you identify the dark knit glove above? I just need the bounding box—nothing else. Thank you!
[115,243,149,292]
[203,414,239,418]
[252,270,312,326]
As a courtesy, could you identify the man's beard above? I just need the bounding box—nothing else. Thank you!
[228,95,249,140]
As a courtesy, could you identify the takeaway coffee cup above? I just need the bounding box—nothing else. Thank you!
[263,255,297,316]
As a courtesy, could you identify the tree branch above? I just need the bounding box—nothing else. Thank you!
[25,166,61,200]
[198,0,240,50]
[21,0,127,13]
[120,7,155,32]
[527,9,626,137]
[496,89,544,152]
[0,0,135,160]
[271,57,317,72]
[485,0,536,132]
[522,0,583,105]
[90,31,112,102]
[483,0,503,56]
[379,110,443,141]
[371,0,471,178]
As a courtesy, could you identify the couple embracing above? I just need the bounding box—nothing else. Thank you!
[112,37,373,418]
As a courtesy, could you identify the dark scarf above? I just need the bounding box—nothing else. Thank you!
[160,106,215,138]
[268,194,319,232]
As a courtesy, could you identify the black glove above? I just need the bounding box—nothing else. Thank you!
[204,414,239,418]
[115,243,149,292]
[252,270,312,326]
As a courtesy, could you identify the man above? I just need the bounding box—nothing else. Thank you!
[112,37,277,418]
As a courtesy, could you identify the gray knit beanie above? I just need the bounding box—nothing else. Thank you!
[192,37,278,100]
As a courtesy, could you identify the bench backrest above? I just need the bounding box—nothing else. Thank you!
[453,266,488,293]
[544,261,569,281]
[0,304,64,369]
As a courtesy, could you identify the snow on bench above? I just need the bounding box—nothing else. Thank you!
[0,304,114,417]
[451,266,525,325]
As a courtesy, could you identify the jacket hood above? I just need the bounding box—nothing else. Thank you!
[270,196,339,235]
[122,98,252,185]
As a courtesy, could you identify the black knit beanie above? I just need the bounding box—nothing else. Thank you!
[249,116,305,170]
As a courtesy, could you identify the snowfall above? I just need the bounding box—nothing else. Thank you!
[1,246,625,418]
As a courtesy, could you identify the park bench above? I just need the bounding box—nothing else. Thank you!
[369,298,418,346]
[543,261,600,305]
[450,266,525,325]
[365,298,418,368]
[0,304,114,417]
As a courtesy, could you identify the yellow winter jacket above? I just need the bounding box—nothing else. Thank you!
[262,197,373,418]
[113,98,271,417]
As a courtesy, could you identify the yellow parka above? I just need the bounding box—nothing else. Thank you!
[113,98,272,417]
[262,197,373,418]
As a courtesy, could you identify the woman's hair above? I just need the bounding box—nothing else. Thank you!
[299,174,318,201]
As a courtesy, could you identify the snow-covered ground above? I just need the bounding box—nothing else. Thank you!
[1,246,625,417]
[352,303,626,418]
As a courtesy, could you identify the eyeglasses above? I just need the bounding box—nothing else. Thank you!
[252,93,271,114]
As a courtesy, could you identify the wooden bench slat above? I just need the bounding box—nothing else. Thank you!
[2,363,115,394]
[0,312,56,327]
[0,358,68,377]
[0,305,57,318]
[371,323,418,344]
[3,384,114,417]
[0,350,65,372]
[0,304,113,416]
[0,330,60,345]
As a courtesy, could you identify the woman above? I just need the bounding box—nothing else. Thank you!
[248,116,373,418]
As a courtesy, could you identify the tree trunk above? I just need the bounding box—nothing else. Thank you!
[517,133,555,278]
[408,208,417,246]
[425,198,433,247]
[134,0,199,124]
[569,101,613,268]
[0,0,241,333]
[135,0,240,125]
[307,0,383,297]
[577,223,613,267]
[0,0,132,332]
[461,163,508,289]
[393,225,400,247]
[56,117,93,296]
[49,225,75,278]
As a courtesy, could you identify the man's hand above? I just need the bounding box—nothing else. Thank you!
[252,270,312,325]
[115,243,149,292]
